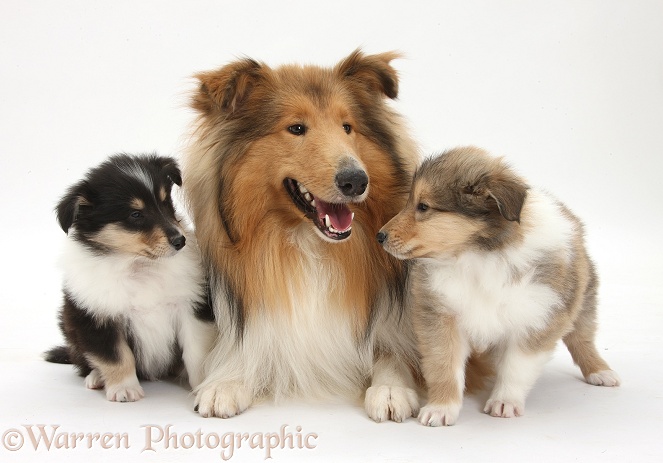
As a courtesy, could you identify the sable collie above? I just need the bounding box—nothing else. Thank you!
[45,154,216,402]
[183,50,424,420]
[378,146,620,426]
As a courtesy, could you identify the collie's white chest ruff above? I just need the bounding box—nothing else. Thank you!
[424,191,573,350]
[60,233,206,374]
[204,233,374,401]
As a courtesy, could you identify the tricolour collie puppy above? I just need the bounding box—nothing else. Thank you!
[378,146,620,426]
[184,50,423,420]
[45,154,216,402]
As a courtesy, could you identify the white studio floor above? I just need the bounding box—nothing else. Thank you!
[2,1,663,462]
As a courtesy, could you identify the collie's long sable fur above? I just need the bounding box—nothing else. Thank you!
[378,146,620,426]
[184,50,423,420]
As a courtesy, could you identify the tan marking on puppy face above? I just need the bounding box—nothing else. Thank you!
[379,146,535,258]
[90,224,173,259]
[130,198,145,210]
[159,187,167,202]
[380,180,483,259]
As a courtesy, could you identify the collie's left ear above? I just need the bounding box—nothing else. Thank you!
[56,182,92,233]
[160,158,182,187]
[486,171,529,223]
[335,49,401,99]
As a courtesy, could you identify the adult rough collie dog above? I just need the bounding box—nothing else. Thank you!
[184,50,422,420]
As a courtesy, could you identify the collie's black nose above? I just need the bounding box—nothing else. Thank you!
[170,235,186,250]
[336,168,368,197]
[376,231,387,244]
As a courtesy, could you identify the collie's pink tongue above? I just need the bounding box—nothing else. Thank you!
[315,197,353,231]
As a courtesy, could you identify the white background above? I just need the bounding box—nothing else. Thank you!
[1,1,662,462]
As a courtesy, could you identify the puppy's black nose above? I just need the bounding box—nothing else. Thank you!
[336,168,368,197]
[170,235,186,250]
[376,231,387,244]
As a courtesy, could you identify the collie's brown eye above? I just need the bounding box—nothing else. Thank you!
[343,123,352,134]
[130,210,143,219]
[287,124,307,136]
[416,203,429,212]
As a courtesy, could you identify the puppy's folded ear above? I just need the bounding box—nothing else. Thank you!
[164,164,182,187]
[193,58,265,116]
[486,171,529,223]
[56,182,92,233]
[158,157,182,187]
[335,49,401,99]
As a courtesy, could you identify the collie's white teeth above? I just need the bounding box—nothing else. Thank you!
[304,192,312,201]
[311,199,316,207]
[298,183,309,194]
[351,212,355,221]
[328,225,351,234]
[324,214,331,228]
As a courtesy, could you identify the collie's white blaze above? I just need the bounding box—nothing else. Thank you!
[119,164,154,191]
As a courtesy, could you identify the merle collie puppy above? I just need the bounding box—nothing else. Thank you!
[45,154,216,402]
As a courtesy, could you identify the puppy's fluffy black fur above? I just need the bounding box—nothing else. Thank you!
[46,154,215,402]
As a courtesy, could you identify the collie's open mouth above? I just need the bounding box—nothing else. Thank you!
[284,178,354,241]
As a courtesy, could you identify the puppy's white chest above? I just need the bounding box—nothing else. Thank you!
[60,238,201,319]
[425,256,559,348]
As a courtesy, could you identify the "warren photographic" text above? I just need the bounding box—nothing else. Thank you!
[2,424,319,460]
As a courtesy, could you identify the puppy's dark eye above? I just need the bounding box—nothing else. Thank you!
[416,203,430,212]
[130,211,143,219]
[287,124,307,136]
[342,123,352,134]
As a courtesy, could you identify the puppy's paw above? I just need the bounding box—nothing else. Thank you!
[587,369,620,387]
[418,402,461,427]
[85,369,104,389]
[105,376,144,402]
[195,382,252,418]
[484,398,524,418]
[365,385,419,423]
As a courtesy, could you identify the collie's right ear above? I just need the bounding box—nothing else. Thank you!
[56,182,91,233]
[486,171,529,223]
[192,59,265,116]
[335,49,402,99]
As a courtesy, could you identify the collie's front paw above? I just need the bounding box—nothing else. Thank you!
[195,382,252,418]
[365,385,419,423]
[85,369,104,389]
[484,398,524,418]
[105,377,144,402]
[587,369,620,387]
[418,402,461,426]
